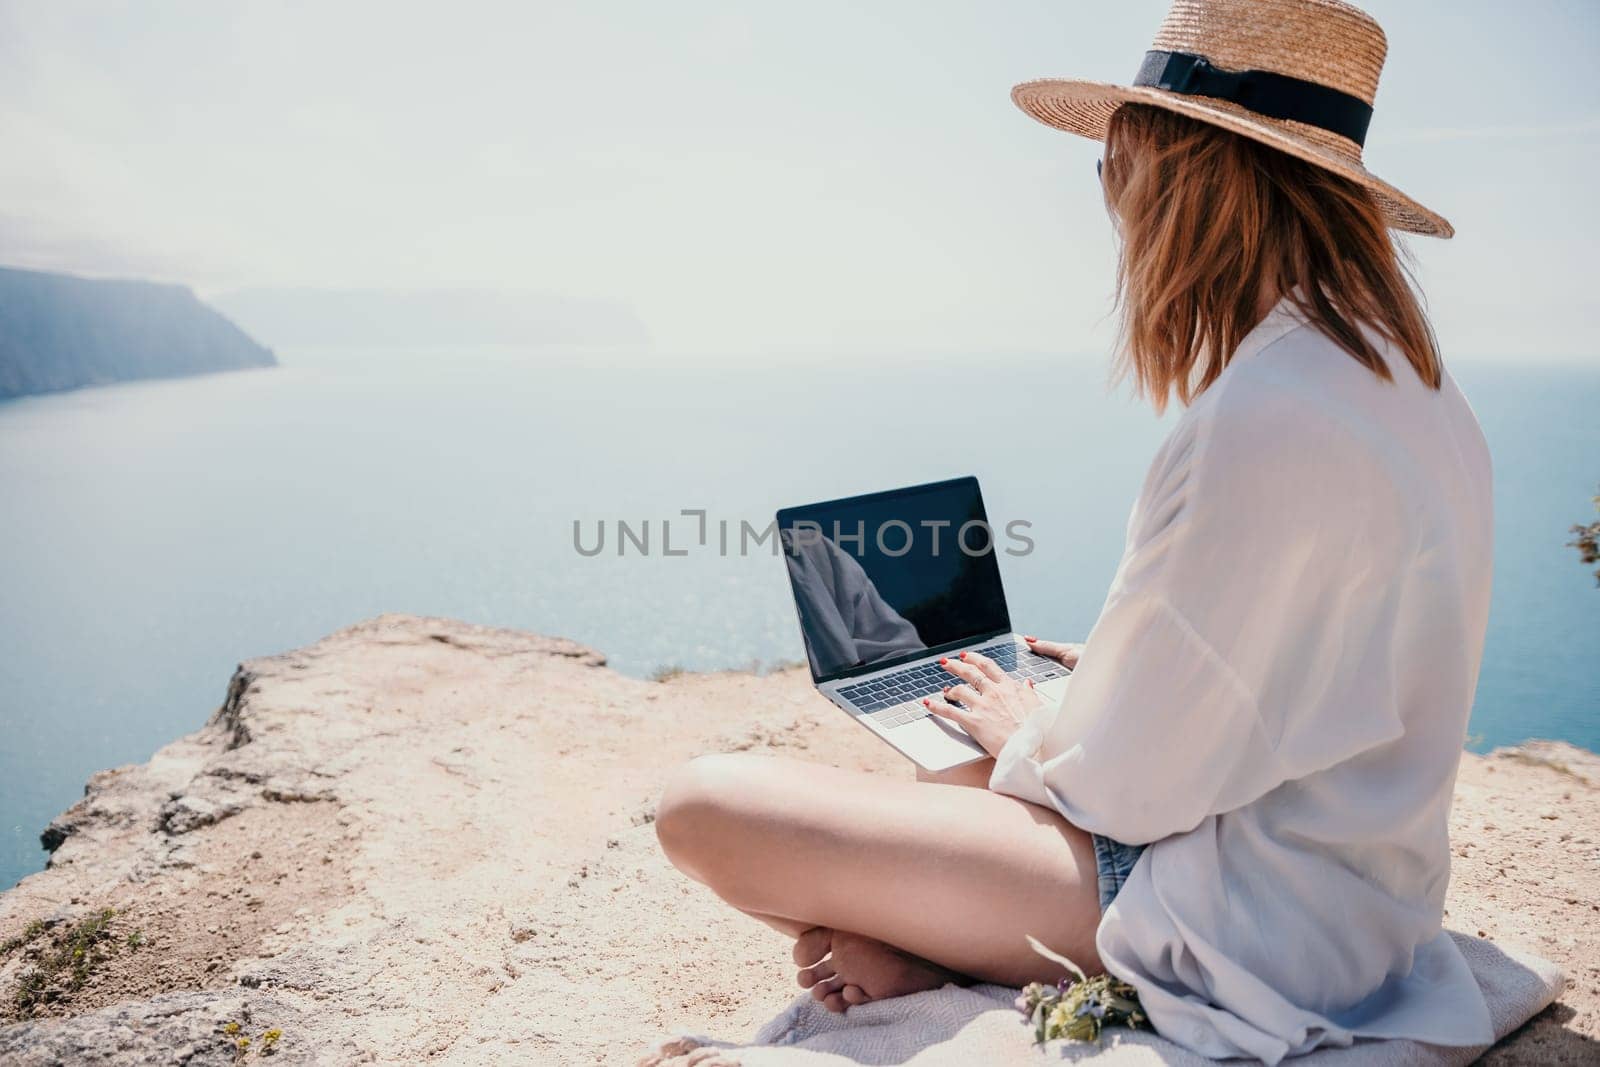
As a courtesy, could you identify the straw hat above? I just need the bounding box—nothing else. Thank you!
[1013,0,1451,238]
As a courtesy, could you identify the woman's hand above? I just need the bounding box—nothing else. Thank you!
[1023,635,1082,670]
[923,651,1045,758]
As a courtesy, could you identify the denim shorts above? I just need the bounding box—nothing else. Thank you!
[1091,834,1147,911]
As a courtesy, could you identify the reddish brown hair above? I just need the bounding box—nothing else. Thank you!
[1102,104,1440,411]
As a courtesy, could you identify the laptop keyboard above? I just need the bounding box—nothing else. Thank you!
[835,641,1069,730]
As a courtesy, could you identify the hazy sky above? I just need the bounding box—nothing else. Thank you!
[1,1,1596,360]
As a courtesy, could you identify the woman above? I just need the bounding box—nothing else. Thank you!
[656,0,1496,1060]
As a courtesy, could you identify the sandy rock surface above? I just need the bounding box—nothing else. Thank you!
[0,614,1593,1065]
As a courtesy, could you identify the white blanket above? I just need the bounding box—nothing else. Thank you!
[644,933,1562,1066]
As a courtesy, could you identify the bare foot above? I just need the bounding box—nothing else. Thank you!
[791,926,971,1013]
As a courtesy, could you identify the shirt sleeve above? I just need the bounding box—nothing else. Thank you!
[990,365,1417,843]
[988,588,1288,844]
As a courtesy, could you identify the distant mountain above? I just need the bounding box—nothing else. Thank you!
[209,286,651,348]
[0,266,275,400]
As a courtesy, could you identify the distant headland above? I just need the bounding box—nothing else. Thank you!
[0,266,275,400]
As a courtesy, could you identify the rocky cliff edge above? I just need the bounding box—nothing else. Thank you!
[0,615,1594,1064]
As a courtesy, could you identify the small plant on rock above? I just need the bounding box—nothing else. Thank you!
[9,908,118,1014]
[1014,935,1148,1044]
[1570,487,1600,587]
[0,920,47,957]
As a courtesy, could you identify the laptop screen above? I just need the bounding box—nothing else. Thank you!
[776,476,1012,683]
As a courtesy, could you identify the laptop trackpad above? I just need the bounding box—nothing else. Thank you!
[1035,674,1071,705]
[909,715,988,771]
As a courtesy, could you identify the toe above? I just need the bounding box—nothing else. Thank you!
[810,976,844,1003]
[821,990,849,1013]
[792,926,833,967]
[841,984,869,1005]
[797,962,836,989]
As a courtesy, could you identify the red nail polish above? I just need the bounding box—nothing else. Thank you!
[939,657,948,666]
[958,652,967,661]
[922,698,930,706]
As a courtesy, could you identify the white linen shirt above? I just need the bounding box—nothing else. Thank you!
[989,300,1495,1062]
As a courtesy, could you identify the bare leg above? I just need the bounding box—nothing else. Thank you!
[737,757,994,935]
[739,764,998,927]
[916,756,995,789]
[727,759,1002,1007]
[737,908,811,938]
[732,758,992,934]
[656,754,1102,1010]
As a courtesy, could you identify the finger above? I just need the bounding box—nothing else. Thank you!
[942,683,980,706]
[960,650,1008,683]
[1024,636,1082,668]
[922,695,971,725]
[937,656,986,687]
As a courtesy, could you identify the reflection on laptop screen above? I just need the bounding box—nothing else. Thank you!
[777,477,1011,682]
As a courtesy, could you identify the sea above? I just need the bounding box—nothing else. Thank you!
[1,347,1596,889]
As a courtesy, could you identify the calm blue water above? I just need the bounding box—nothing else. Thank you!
[1,349,1595,889]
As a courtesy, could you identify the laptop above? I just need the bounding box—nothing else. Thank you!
[776,476,1072,771]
